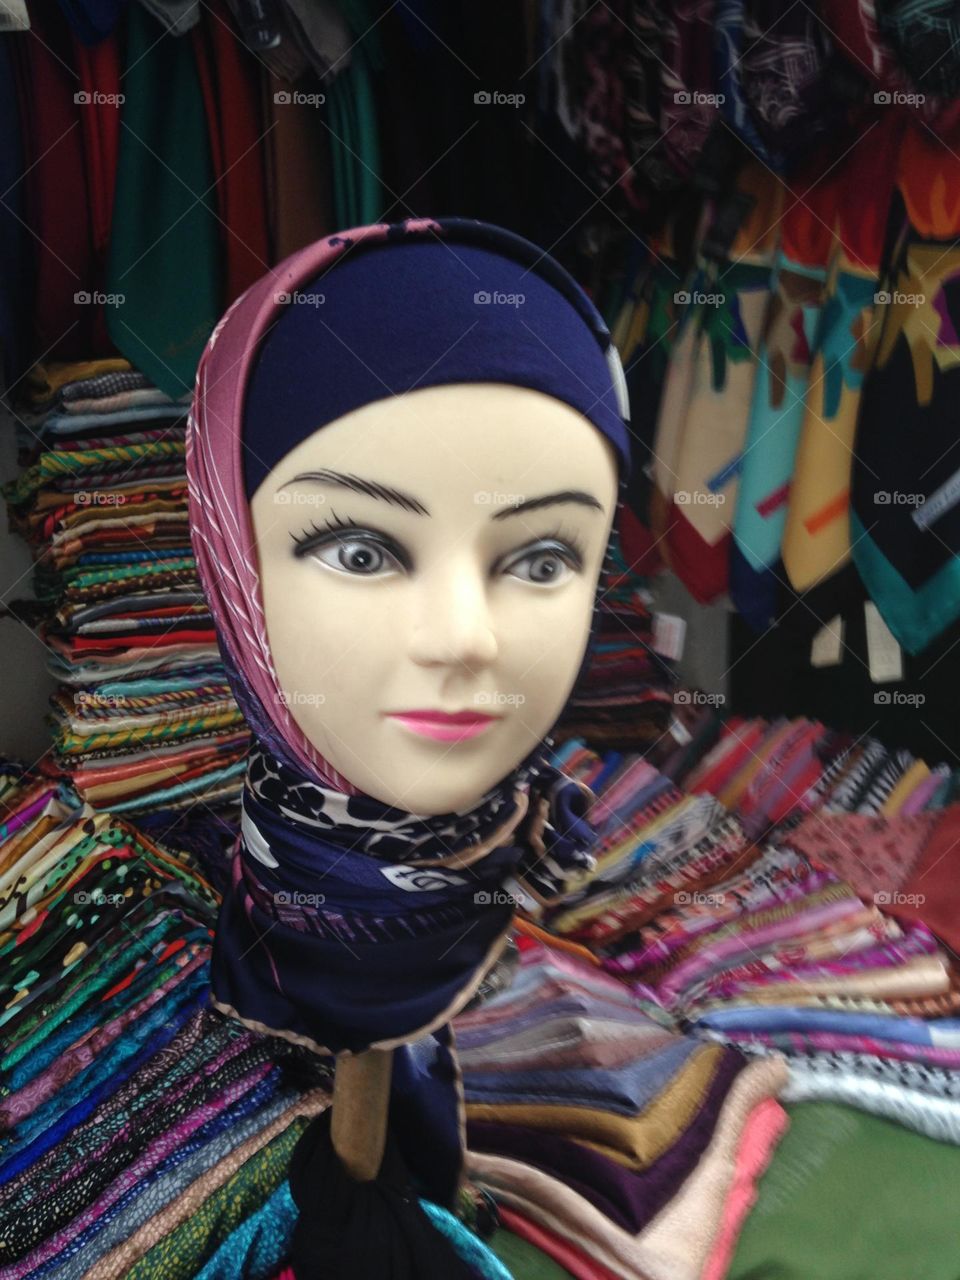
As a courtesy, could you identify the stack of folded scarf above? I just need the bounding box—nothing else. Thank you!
[2,359,250,815]
[553,532,677,751]
[542,725,960,1157]
[0,755,324,1277]
[0,758,545,1280]
[459,933,788,1280]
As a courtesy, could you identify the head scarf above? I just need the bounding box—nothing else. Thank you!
[186,216,632,1215]
[240,229,631,500]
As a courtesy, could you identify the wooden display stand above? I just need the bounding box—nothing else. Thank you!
[330,1047,393,1180]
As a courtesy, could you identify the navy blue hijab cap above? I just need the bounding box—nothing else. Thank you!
[242,217,632,499]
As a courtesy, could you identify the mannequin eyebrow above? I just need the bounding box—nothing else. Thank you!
[281,470,604,519]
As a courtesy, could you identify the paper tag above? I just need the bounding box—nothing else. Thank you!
[810,615,844,668]
[864,602,903,683]
[0,1,29,29]
[670,715,693,745]
[652,613,686,661]
[912,466,960,530]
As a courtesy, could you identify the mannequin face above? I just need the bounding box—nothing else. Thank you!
[249,382,619,816]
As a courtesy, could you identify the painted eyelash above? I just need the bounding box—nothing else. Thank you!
[290,511,362,552]
[537,522,587,564]
[290,512,587,564]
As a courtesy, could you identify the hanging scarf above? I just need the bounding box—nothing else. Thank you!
[781,119,899,599]
[730,158,841,631]
[658,163,781,603]
[851,118,960,652]
[186,216,632,1268]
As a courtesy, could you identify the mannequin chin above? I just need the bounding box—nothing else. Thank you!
[248,381,619,816]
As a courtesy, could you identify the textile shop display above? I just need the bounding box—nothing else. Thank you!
[0,758,539,1280]
[544,717,960,1159]
[614,114,960,655]
[460,934,788,1280]
[4,704,960,1275]
[3,2,960,1278]
[0,749,789,1280]
[2,359,250,816]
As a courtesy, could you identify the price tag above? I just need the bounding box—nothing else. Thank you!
[810,615,844,668]
[653,613,686,661]
[865,602,903,683]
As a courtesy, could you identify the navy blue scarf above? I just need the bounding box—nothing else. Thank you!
[210,739,599,1205]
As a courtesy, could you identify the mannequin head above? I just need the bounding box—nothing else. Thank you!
[187,217,633,806]
[249,381,620,815]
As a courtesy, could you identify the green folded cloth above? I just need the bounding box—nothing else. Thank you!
[729,1102,960,1280]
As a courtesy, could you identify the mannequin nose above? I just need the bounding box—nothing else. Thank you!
[408,566,499,669]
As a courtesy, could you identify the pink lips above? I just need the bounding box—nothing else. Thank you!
[386,709,501,742]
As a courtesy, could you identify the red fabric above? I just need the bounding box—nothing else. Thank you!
[70,628,218,652]
[897,114,960,241]
[688,720,768,796]
[15,4,97,360]
[191,0,271,304]
[72,29,122,355]
[618,500,664,576]
[738,720,824,828]
[888,803,960,954]
[80,748,248,798]
[75,741,246,787]
[818,0,902,91]
[665,516,731,604]
[496,1204,622,1280]
[56,529,191,553]
[90,602,210,621]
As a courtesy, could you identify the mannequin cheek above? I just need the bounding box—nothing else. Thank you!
[261,563,387,676]
[501,606,594,728]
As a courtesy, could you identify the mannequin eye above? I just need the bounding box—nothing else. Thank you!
[308,537,402,576]
[503,532,585,586]
[291,515,408,576]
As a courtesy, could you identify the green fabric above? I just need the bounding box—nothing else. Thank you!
[351,45,382,223]
[487,1226,576,1279]
[1,913,175,1065]
[328,79,348,229]
[326,44,381,228]
[729,1102,960,1280]
[106,4,221,398]
[128,1115,308,1280]
[850,512,960,656]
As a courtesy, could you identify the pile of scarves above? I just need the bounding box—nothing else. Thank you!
[5,702,960,1277]
[0,748,791,1280]
[541,0,960,219]
[553,532,677,752]
[460,932,788,1280]
[2,358,250,816]
[543,718,960,1159]
[620,110,960,659]
[0,757,571,1280]
[0,758,329,1280]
